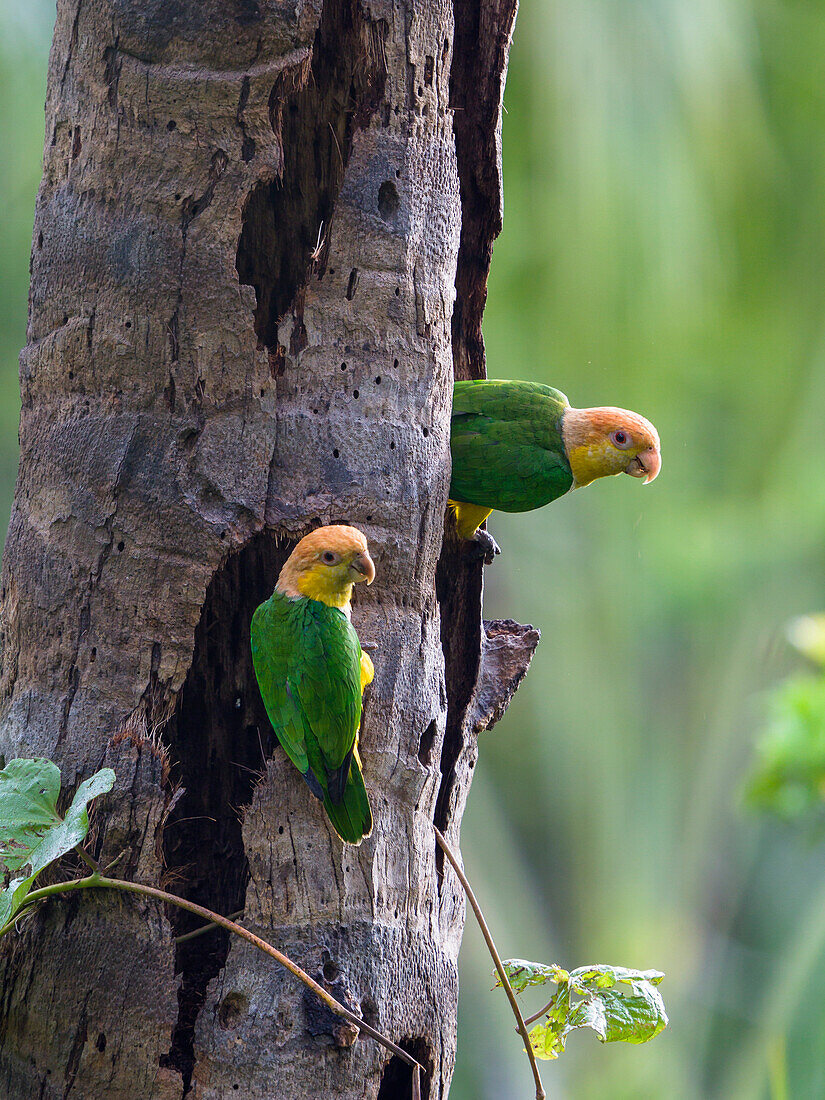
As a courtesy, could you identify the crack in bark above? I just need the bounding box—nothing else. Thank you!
[160,532,291,1092]
[433,0,520,877]
[449,0,518,378]
[235,0,388,350]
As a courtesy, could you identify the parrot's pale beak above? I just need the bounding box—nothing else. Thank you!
[350,552,375,585]
[625,447,661,484]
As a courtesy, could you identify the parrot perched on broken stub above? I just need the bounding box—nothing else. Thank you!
[449,380,661,561]
[251,525,376,845]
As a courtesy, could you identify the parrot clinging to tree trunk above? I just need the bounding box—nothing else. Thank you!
[251,525,376,844]
[449,380,662,561]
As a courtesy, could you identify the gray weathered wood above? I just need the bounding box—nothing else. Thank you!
[0,0,523,1095]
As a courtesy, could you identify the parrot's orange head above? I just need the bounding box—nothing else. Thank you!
[562,406,661,489]
[276,525,375,611]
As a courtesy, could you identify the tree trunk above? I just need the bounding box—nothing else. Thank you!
[0,0,529,1096]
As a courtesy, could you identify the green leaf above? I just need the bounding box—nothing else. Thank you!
[498,959,569,993]
[500,957,669,1061]
[0,759,114,928]
[745,674,825,823]
[571,984,669,1044]
[569,963,666,994]
[528,1016,568,1060]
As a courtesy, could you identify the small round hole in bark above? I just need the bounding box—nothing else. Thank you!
[218,992,248,1030]
[353,389,359,399]
[393,358,399,368]
[378,180,399,220]
[394,287,400,296]
[125,321,131,328]
[167,120,176,131]
[333,448,340,458]
[175,193,181,201]
[95,1033,106,1052]
[322,959,340,982]
[37,232,43,249]
[374,376,381,384]
[340,362,347,370]
[422,427,428,437]
[90,647,96,662]
[117,541,124,552]
[220,530,227,540]
[68,371,73,380]
[278,825,284,834]
[389,441,395,449]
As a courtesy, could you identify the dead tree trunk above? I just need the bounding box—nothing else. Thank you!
[0,0,529,1096]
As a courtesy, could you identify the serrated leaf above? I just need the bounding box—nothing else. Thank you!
[498,959,569,994]
[575,984,668,1044]
[527,1017,567,1060]
[0,759,114,929]
[569,964,666,994]
[509,960,668,1061]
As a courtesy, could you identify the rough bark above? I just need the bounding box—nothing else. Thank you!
[0,0,523,1096]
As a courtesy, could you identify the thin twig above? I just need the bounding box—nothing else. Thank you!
[524,997,557,1027]
[434,826,546,1100]
[101,848,128,875]
[8,875,424,1077]
[75,845,101,874]
[174,909,246,945]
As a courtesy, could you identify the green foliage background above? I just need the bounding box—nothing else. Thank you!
[2,2,825,1096]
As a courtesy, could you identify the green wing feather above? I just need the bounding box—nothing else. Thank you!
[450,380,575,512]
[251,594,372,844]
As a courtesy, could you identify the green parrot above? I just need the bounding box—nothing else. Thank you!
[449,380,661,560]
[251,524,376,845]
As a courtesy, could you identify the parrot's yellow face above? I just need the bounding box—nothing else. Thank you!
[276,525,375,610]
[562,407,661,489]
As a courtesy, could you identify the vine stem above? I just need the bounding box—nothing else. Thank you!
[434,825,546,1100]
[8,873,423,1081]
[524,998,557,1027]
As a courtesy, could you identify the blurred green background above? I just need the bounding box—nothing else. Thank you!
[3,1,825,1096]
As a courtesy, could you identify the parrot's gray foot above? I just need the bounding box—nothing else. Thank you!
[468,529,501,565]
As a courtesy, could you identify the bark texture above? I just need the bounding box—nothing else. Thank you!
[0,0,522,1095]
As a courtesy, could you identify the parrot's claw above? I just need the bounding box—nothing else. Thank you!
[468,529,501,565]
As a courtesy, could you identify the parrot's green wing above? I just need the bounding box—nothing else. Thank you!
[251,594,361,774]
[251,593,372,843]
[450,380,575,512]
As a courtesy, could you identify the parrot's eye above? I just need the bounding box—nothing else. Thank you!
[321,551,339,565]
[611,429,631,449]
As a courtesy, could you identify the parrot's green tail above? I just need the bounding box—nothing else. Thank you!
[323,758,373,845]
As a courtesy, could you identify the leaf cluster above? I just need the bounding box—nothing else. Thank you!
[0,757,113,929]
[746,615,825,824]
[499,959,668,1061]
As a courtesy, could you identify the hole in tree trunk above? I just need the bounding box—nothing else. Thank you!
[433,542,483,882]
[160,530,293,1091]
[376,1038,434,1100]
[235,0,387,349]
